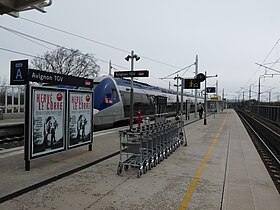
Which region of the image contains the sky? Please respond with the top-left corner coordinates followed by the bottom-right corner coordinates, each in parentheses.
top-left (1, 0), bottom-right (280, 101)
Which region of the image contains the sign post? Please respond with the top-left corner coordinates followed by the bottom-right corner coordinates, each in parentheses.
top-left (114, 67), bottom-right (149, 130)
top-left (25, 83), bottom-right (30, 171)
top-left (203, 73), bottom-right (218, 125)
top-left (204, 72), bottom-right (207, 125)
top-left (10, 59), bottom-right (30, 170)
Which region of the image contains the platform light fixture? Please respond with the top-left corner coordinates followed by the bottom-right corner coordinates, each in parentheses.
top-left (204, 72), bottom-right (218, 125)
top-left (125, 51), bottom-right (140, 130)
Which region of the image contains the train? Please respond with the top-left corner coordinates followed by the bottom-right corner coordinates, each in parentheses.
top-left (93, 76), bottom-right (204, 130)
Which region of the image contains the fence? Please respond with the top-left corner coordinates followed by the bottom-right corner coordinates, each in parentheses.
top-left (250, 105), bottom-right (280, 125)
top-left (0, 85), bottom-right (25, 118)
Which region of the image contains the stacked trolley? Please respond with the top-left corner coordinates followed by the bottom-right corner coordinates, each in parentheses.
top-left (117, 120), bottom-right (185, 178)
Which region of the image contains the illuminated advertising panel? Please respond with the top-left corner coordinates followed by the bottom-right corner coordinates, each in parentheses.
top-left (31, 87), bottom-right (66, 158)
top-left (68, 91), bottom-right (93, 148)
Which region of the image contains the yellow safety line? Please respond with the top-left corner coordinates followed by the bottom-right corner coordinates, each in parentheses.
top-left (178, 112), bottom-right (229, 210)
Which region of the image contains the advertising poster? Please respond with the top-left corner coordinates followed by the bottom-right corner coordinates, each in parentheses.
top-left (68, 91), bottom-right (93, 148)
top-left (31, 87), bottom-right (66, 158)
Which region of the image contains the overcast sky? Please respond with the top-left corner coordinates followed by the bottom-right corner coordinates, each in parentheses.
top-left (1, 0), bottom-right (280, 101)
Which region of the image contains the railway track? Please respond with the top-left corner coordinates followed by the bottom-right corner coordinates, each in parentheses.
top-left (0, 124), bottom-right (24, 149)
top-left (236, 109), bottom-right (280, 193)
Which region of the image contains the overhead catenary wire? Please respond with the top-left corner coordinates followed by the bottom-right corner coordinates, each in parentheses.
top-left (0, 47), bottom-right (114, 75)
top-left (241, 38), bottom-right (280, 88)
top-left (0, 25), bottom-right (125, 72)
top-left (239, 38), bottom-right (280, 97)
top-left (1, 21), bottom-right (197, 89)
top-left (160, 63), bottom-right (195, 79)
top-left (0, 47), bottom-right (39, 58)
top-left (20, 17), bottom-right (182, 69)
top-left (0, 24), bottom-right (186, 87)
top-left (8, 30), bottom-right (54, 51)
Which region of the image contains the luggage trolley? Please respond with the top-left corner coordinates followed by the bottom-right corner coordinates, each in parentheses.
top-left (160, 122), bottom-right (169, 159)
top-left (140, 126), bottom-right (154, 170)
top-left (117, 128), bottom-right (149, 178)
top-left (171, 121), bottom-right (181, 150)
top-left (176, 119), bottom-right (186, 145)
top-left (117, 119), bottom-right (186, 178)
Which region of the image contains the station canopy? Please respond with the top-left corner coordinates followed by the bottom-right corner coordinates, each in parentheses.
top-left (0, 0), bottom-right (52, 17)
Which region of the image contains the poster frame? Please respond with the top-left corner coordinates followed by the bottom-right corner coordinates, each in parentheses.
top-left (67, 89), bottom-right (93, 149)
top-left (30, 86), bottom-right (67, 159)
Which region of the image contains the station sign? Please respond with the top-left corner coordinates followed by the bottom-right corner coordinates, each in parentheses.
top-left (211, 96), bottom-right (219, 100)
top-left (29, 69), bottom-right (93, 88)
top-left (206, 87), bottom-right (216, 93)
top-left (183, 79), bottom-right (200, 89)
top-left (10, 59), bottom-right (28, 85)
top-left (114, 70), bottom-right (149, 78)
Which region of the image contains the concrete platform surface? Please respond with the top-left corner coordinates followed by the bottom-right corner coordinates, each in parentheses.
top-left (0, 109), bottom-right (279, 210)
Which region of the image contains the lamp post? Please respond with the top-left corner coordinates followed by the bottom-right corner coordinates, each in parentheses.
top-left (194, 55), bottom-right (198, 118)
top-left (258, 74), bottom-right (273, 102)
top-left (204, 71), bottom-right (207, 125)
top-left (174, 75), bottom-right (181, 115)
top-left (249, 84), bottom-right (254, 100)
top-left (258, 74), bottom-right (273, 114)
top-left (204, 71), bottom-right (218, 125)
top-left (258, 75), bottom-right (265, 103)
top-left (125, 51), bottom-right (140, 130)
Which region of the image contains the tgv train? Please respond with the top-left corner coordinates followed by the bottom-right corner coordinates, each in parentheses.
top-left (93, 76), bottom-right (204, 131)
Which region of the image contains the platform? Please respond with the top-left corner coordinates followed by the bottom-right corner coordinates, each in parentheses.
top-left (0, 118), bottom-right (24, 127)
top-left (0, 109), bottom-right (279, 209)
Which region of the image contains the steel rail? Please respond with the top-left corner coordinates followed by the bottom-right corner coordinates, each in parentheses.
top-left (238, 111), bottom-right (280, 165)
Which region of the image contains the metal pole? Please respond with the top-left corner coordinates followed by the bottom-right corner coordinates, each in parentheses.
top-left (24, 83), bottom-right (30, 171)
top-left (129, 51), bottom-right (134, 130)
top-left (194, 55), bottom-right (198, 118)
top-left (12, 86), bottom-right (14, 113)
top-left (109, 60), bottom-right (112, 76)
top-left (216, 80), bottom-right (218, 98)
top-left (180, 78), bottom-right (183, 121)
top-left (204, 71), bottom-right (207, 125)
top-left (258, 76), bottom-right (261, 115)
top-left (18, 87), bottom-right (21, 113)
top-left (176, 74), bottom-right (179, 115)
top-left (249, 85), bottom-right (251, 100)
top-left (5, 86), bottom-right (7, 114)
top-left (258, 76), bottom-right (261, 102)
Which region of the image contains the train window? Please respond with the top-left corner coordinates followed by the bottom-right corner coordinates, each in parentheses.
top-left (149, 95), bottom-right (155, 105)
top-left (120, 91), bottom-right (130, 105)
top-left (134, 93), bottom-right (142, 102)
top-left (112, 89), bottom-right (118, 99)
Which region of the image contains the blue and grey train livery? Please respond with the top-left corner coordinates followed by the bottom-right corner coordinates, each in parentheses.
top-left (93, 76), bottom-right (203, 131)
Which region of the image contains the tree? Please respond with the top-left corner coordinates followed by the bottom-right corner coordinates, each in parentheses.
top-left (31, 47), bottom-right (100, 78)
